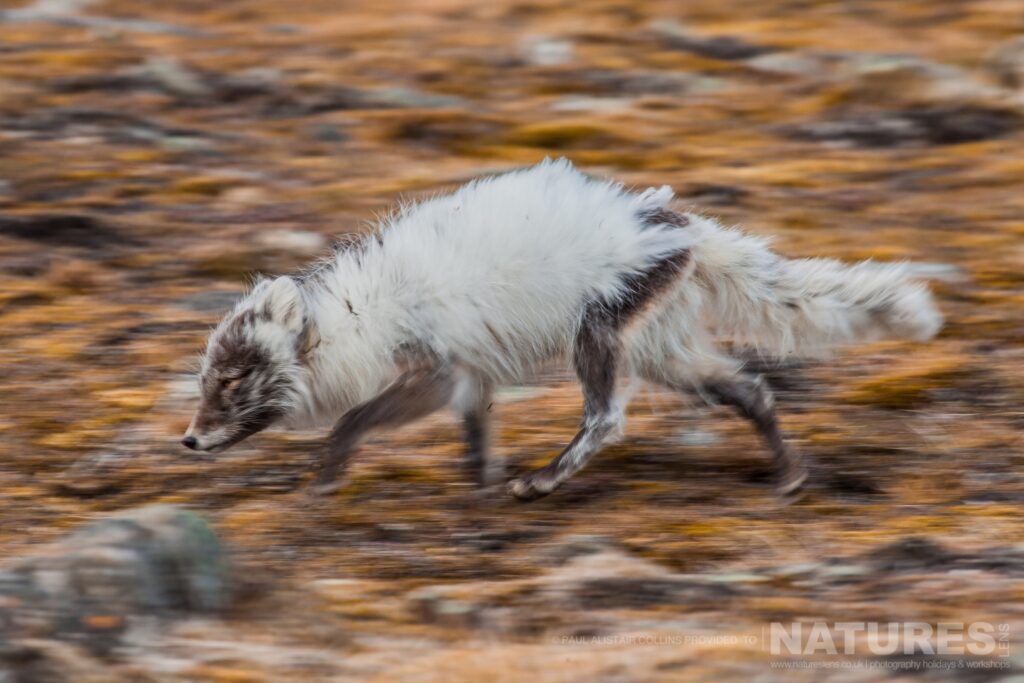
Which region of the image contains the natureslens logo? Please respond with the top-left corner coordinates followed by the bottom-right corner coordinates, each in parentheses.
top-left (767, 622), bottom-right (1010, 657)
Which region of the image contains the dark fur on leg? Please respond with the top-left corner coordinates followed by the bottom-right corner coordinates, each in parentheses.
top-left (508, 247), bottom-right (691, 501)
top-left (704, 374), bottom-right (807, 496)
top-left (309, 366), bottom-right (454, 495)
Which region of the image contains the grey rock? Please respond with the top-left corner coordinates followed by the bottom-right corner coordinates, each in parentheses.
top-left (791, 105), bottom-right (1021, 148)
top-left (551, 96), bottom-right (635, 114)
top-left (828, 53), bottom-right (1004, 105)
top-left (0, 214), bottom-right (134, 251)
top-left (256, 229), bottom-right (328, 255)
top-left (520, 36), bottom-right (575, 67)
top-left (0, 506), bottom-right (231, 654)
top-left (128, 57), bottom-right (211, 97)
top-left (366, 87), bottom-right (465, 110)
top-left (705, 571), bottom-right (769, 584)
top-left (768, 562), bottom-right (823, 578)
top-left (1, 0), bottom-right (208, 37)
top-left (674, 428), bottom-right (720, 448)
top-left (175, 290), bottom-right (241, 313)
top-left (819, 564), bottom-right (871, 578)
top-left (544, 535), bottom-right (618, 564)
top-left (989, 36), bottom-right (1024, 89)
top-left (305, 123), bottom-right (348, 143)
top-left (747, 52), bottom-right (824, 77)
top-left (651, 19), bottom-right (775, 61)
top-left (407, 588), bottom-right (480, 629)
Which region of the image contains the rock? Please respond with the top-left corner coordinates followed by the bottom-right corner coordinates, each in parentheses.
top-left (791, 105), bottom-right (1021, 147)
top-left (256, 229), bottom-right (328, 255)
top-left (0, 214), bottom-right (135, 250)
top-left (564, 69), bottom-right (698, 96)
top-left (0, 506), bottom-right (231, 654)
top-left (52, 60), bottom-right (282, 105)
top-left (819, 564), bottom-right (872, 579)
top-left (542, 545), bottom-right (737, 611)
top-left (218, 186), bottom-right (268, 208)
top-left (128, 57), bottom-right (211, 98)
top-left (680, 183), bottom-right (750, 206)
top-left (705, 572), bottom-right (769, 584)
top-left (304, 123), bottom-right (348, 143)
top-left (213, 67), bottom-right (282, 102)
top-left (0, 1), bottom-right (207, 37)
top-left (572, 576), bottom-right (736, 610)
top-left (834, 53), bottom-right (1003, 105)
top-left (768, 563), bottom-right (823, 578)
top-left (367, 87), bottom-right (465, 110)
top-left (542, 535), bottom-right (618, 564)
top-left (551, 96), bottom-right (635, 114)
top-left (988, 37), bottom-right (1024, 90)
top-left (749, 52), bottom-right (827, 76)
top-left (0, 106), bottom-right (212, 146)
top-left (746, 52), bottom-right (824, 77)
top-left (865, 537), bottom-right (959, 572)
top-left (262, 86), bottom-right (371, 117)
top-left (674, 428), bottom-right (720, 448)
top-left (0, 637), bottom-right (116, 683)
top-left (863, 537), bottom-right (1024, 575)
top-left (174, 290), bottom-right (242, 313)
top-left (651, 20), bottom-right (775, 61)
top-left (519, 36), bottom-right (575, 67)
top-left (407, 588), bottom-right (481, 629)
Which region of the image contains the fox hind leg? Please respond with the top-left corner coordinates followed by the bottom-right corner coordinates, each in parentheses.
top-left (506, 304), bottom-right (627, 501)
top-left (508, 246), bottom-right (692, 501)
top-left (645, 357), bottom-right (807, 497)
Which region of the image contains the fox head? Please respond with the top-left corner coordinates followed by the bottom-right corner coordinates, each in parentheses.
top-left (182, 276), bottom-right (314, 452)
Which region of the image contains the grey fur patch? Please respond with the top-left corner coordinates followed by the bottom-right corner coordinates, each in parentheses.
top-left (638, 207), bottom-right (690, 230)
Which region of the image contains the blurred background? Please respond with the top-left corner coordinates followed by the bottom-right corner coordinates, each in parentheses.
top-left (0, 0), bottom-right (1023, 680)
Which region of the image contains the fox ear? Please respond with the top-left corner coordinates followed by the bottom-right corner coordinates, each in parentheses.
top-left (259, 276), bottom-right (305, 333)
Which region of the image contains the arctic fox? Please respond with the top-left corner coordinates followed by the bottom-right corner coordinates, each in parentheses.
top-left (182, 158), bottom-right (941, 500)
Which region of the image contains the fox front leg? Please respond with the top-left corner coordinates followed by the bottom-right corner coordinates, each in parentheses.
top-left (309, 366), bottom-right (455, 495)
top-left (452, 370), bottom-right (501, 486)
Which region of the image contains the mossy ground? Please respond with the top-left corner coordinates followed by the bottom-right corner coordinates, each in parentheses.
top-left (1, 0), bottom-right (1023, 680)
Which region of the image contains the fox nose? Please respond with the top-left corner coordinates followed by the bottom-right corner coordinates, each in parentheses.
top-left (181, 435), bottom-right (198, 450)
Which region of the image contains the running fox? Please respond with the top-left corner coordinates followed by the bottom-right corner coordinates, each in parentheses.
top-left (182, 159), bottom-right (942, 499)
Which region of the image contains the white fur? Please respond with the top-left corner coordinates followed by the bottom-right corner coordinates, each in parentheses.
top-left (232, 158), bottom-right (941, 428)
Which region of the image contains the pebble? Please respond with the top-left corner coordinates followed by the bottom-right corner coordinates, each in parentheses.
top-left (257, 229), bottom-right (328, 254)
top-left (989, 36), bottom-right (1024, 89)
top-left (820, 564), bottom-right (871, 578)
top-left (520, 36), bottom-right (575, 66)
top-left (675, 428), bottom-right (720, 448)
top-left (747, 52), bottom-right (823, 77)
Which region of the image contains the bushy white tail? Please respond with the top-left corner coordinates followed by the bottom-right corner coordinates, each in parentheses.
top-left (688, 217), bottom-right (943, 359)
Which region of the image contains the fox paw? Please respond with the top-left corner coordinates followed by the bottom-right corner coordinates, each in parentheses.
top-left (306, 477), bottom-right (346, 498)
top-left (776, 463), bottom-right (808, 500)
top-left (507, 471), bottom-right (557, 501)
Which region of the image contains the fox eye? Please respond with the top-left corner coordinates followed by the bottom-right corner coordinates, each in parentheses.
top-left (220, 376), bottom-right (240, 390)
